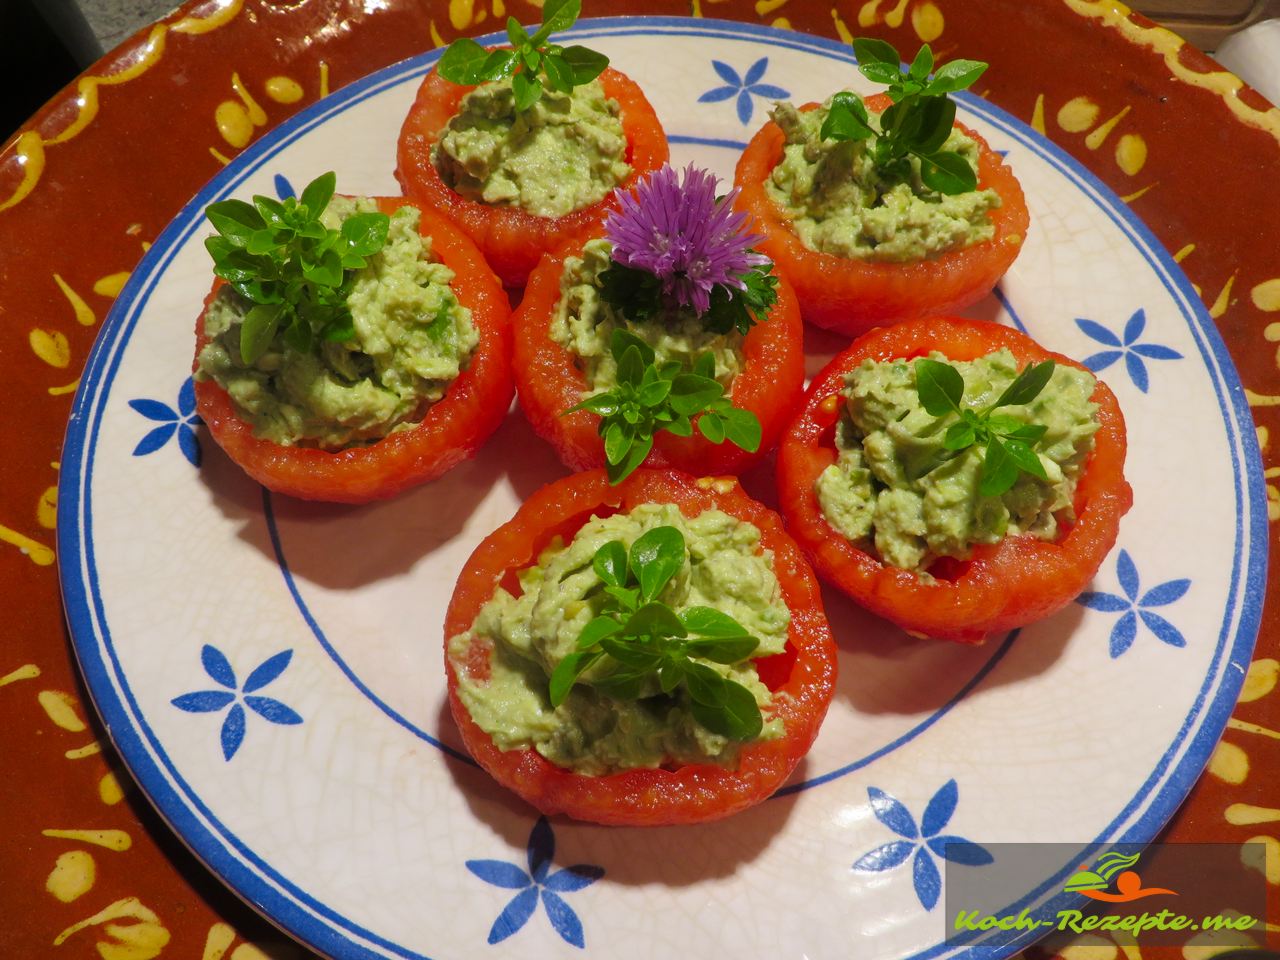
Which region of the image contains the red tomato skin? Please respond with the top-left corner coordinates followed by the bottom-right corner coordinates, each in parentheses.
top-left (192, 198), bottom-right (513, 503)
top-left (734, 96), bottom-right (1030, 336)
top-left (511, 231), bottom-right (806, 476)
top-left (396, 65), bottom-right (669, 288)
top-left (776, 316), bottom-right (1132, 644)
top-left (444, 468), bottom-right (838, 826)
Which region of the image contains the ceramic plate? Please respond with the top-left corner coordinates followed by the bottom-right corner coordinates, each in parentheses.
top-left (58, 17), bottom-right (1266, 960)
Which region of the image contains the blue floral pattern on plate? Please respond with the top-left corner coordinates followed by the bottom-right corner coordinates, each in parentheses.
top-left (1077, 549), bottom-right (1190, 658)
top-left (1076, 309), bottom-right (1182, 393)
top-left (129, 376), bottom-right (202, 467)
top-left (171, 645), bottom-right (302, 760)
top-left (466, 817), bottom-right (604, 948)
top-left (853, 779), bottom-right (993, 910)
top-left (698, 57), bottom-right (789, 125)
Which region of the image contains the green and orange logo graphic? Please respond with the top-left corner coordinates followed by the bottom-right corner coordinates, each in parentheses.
top-left (1064, 852), bottom-right (1178, 902)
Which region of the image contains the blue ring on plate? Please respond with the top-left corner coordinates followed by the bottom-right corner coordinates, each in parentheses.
top-left (57, 16), bottom-right (1268, 960)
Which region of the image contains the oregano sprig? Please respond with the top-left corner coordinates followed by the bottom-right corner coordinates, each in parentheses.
top-left (547, 526), bottom-right (764, 741)
top-left (566, 329), bottom-right (762, 484)
top-left (437, 0), bottom-right (608, 111)
top-left (820, 37), bottom-right (988, 194)
top-left (913, 357), bottom-right (1055, 497)
top-left (203, 171), bottom-right (389, 364)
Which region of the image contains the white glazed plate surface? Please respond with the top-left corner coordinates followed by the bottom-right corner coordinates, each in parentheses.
top-left (58, 17), bottom-right (1267, 960)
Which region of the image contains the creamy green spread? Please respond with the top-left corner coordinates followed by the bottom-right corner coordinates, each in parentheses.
top-left (195, 197), bottom-right (478, 449)
top-left (766, 99), bottom-right (1002, 262)
top-left (551, 238), bottom-right (745, 393)
top-left (448, 504), bottom-right (790, 775)
top-left (816, 349), bottom-right (1099, 572)
top-left (432, 78), bottom-right (630, 219)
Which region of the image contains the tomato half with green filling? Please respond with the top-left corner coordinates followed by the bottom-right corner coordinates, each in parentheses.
top-left (396, 65), bottom-right (669, 288)
top-left (444, 468), bottom-right (838, 826)
top-left (776, 316), bottom-right (1131, 644)
top-left (734, 95), bottom-right (1029, 336)
top-left (512, 231), bottom-right (806, 476)
top-left (192, 197), bottom-right (513, 503)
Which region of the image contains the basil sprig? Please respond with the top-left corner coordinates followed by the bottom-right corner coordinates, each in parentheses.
top-left (914, 357), bottom-right (1055, 497)
top-left (566, 329), bottom-right (762, 484)
top-left (598, 259), bottom-right (780, 336)
top-left (547, 526), bottom-right (764, 741)
top-left (203, 172), bottom-right (389, 364)
top-left (820, 38), bottom-right (987, 195)
top-left (437, 0), bottom-right (609, 111)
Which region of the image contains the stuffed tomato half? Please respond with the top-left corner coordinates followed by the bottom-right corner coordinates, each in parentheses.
top-left (396, 60), bottom-right (668, 288)
top-left (193, 186), bottom-right (512, 503)
top-left (777, 316), bottom-right (1131, 644)
top-left (734, 91), bottom-right (1028, 336)
top-left (513, 164), bottom-right (805, 482)
top-left (444, 468), bottom-right (837, 826)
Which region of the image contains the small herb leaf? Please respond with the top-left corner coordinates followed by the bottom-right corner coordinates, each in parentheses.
top-left (915, 358), bottom-right (965, 416)
top-left (624, 602), bottom-right (687, 639)
top-left (919, 149), bottom-right (977, 194)
top-left (549, 651), bottom-right (600, 707)
top-left (576, 616), bottom-right (622, 650)
top-left (438, 37), bottom-right (492, 84)
top-left (927, 58), bottom-right (988, 94)
top-left (629, 526), bottom-right (685, 603)
top-left (979, 436), bottom-right (1020, 497)
top-left (853, 36), bottom-right (901, 68)
top-left (1002, 438), bottom-right (1048, 481)
top-left (593, 541), bottom-right (628, 587)
top-left (560, 45), bottom-right (609, 84)
top-left (679, 605), bottom-right (749, 638)
top-left (686, 636), bottom-right (759, 664)
top-left (992, 359), bottom-right (1055, 409)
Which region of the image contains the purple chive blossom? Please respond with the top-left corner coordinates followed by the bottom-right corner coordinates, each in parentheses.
top-left (604, 163), bottom-right (767, 315)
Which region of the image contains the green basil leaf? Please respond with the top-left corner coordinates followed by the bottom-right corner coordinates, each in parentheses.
top-left (1002, 422), bottom-right (1048, 444)
top-left (592, 541), bottom-right (628, 588)
top-left (721, 407), bottom-right (761, 453)
top-left (624, 602), bottom-right (686, 639)
top-left (918, 149), bottom-right (977, 194)
top-left (568, 391), bottom-right (619, 416)
top-left (548, 650), bottom-right (599, 707)
top-left (559, 45), bottom-right (609, 84)
top-left (697, 412), bottom-right (726, 444)
top-left (978, 435), bottom-right (1019, 497)
top-left (438, 37), bottom-right (493, 84)
top-left (244, 228), bottom-right (280, 257)
top-left (912, 95), bottom-right (956, 155)
top-left (692, 351), bottom-right (716, 380)
top-left (303, 247), bottom-right (344, 287)
top-left (942, 420), bottom-right (977, 451)
top-left (299, 171), bottom-right (335, 218)
top-left (253, 194), bottom-right (289, 228)
top-left (482, 48), bottom-right (519, 79)
top-left (699, 677), bottom-right (764, 740)
top-left (909, 43), bottom-right (934, 80)
top-left (636, 378), bottom-right (672, 408)
top-left (680, 605), bottom-right (751, 638)
top-left (520, 46), bottom-right (542, 73)
top-left (658, 660), bottom-right (684, 694)
top-left (604, 585), bottom-right (639, 611)
top-left (820, 90), bottom-right (875, 142)
top-left (685, 635), bottom-right (759, 664)
top-left (665, 415), bottom-right (693, 438)
top-left (682, 660), bottom-right (724, 706)
top-left (926, 58), bottom-right (988, 94)
top-left (340, 212), bottom-right (390, 258)
top-left (512, 68), bottom-right (542, 110)
top-left (1003, 438), bottom-right (1049, 481)
top-left (282, 312), bottom-right (312, 353)
top-left (322, 309), bottom-right (354, 342)
top-left (542, 51), bottom-right (573, 93)
top-left (205, 199), bottom-right (263, 243)
top-left (853, 36), bottom-right (901, 68)
top-left (993, 359), bottom-right (1055, 408)
top-left (984, 414), bottom-right (1025, 437)
top-left (599, 637), bottom-right (662, 670)
top-left (914, 358), bottom-right (965, 415)
top-left (591, 667), bottom-right (649, 701)
top-left (576, 616), bottom-right (623, 650)
top-left (669, 374), bottom-right (723, 415)
top-left (617, 343), bottom-right (650, 387)
top-left (506, 15), bottom-right (530, 48)
top-left (603, 420), bottom-right (630, 464)
top-left (606, 431), bottom-right (651, 484)
top-left (629, 526), bottom-right (685, 603)
top-left (531, 0), bottom-right (579, 46)
top-left (610, 328), bottom-right (655, 369)
top-left (239, 302), bottom-right (283, 363)
top-left (858, 59), bottom-right (903, 85)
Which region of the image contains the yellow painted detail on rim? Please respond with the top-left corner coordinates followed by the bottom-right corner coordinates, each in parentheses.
top-left (202, 923), bottom-right (237, 960)
top-left (265, 76), bottom-right (304, 104)
top-left (1173, 243), bottom-right (1195, 262)
top-left (911, 1), bottom-right (943, 41)
top-left (1057, 96), bottom-right (1100, 132)
top-left (93, 272), bottom-right (131, 298)
top-left (493, 0), bottom-right (505, 16)
top-left (1226, 803), bottom-right (1280, 826)
top-left (1, 664), bottom-right (41, 687)
top-left (0, 132), bottom-right (46, 212)
top-left (46, 26), bottom-right (169, 146)
top-left (1207, 739), bottom-right (1248, 784)
top-left (0, 522), bottom-right (55, 565)
top-left (1227, 716), bottom-right (1280, 741)
top-left (38, 486), bottom-right (57, 529)
top-left (1241, 835), bottom-right (1280, 884)
top-left (1059, 935), bottom-right (1120, 960)
top-left (38, 690), bottom-right (86, 732)
top-left (172, 0), bottom-right (245, 35)
top-left (772, 16), bottom-right (791, 27)
top-left (209, 147), bottom-right (232, 165)
top-left (1246, 389), bottom-right (1280, 407)
top-left (834, 7), bottom-right (855, 43)
top-left (66, 741), bottom-right (103, 759)
top-left (756, 0), bottom-right (788, 14)
top-left (319, 61), bottom-right (330, 98)
top-left (49, 377), bottom-right (80, 397)
top-left (1084, 105), bottom-right (1130, 149)
top-left (1253, 279), bottom-right (1280, 312)
top-left (1063, 0), bottom-right (1280, 143)
top-left (29, 328), bottom-right (71, 368)
top-left (1115, 132), bottom-right (1147, 175)
top-left (216, 101), bottom-right (255, 149)
top-left (54, 274), bottom-right (96, 326)
top-left (1030, 94), bottom-right (1046, 135)
top-left (99, 772), bottom-right (125, 805)
top-left (1240, 657), bottom-right (1278, 702)
top-left (46, 850), bottom-right (96, 903)
top-left (53, 897), bottom-right (170, 959)
top-left (43, 829), bottom-right (133, 851)
top-left (1119, 183), bottom-right (1156, 203)
top-left (1258, 426), bottom-right (1270, 452)
top-left (1209, 272), bottom-right (1237, 319)
top-left (450, 0), bottom-right (475, 30)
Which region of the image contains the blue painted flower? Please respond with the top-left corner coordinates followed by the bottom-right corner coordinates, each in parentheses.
top-left (1077, 549), bottom-right (1189, 658)
top-left (171, 645), bottom-right (302, 760)
top-left (274, 173), bottom-right (296, 200)
top-left (853, 779), bottom-right (992, 911)
top-left (1076, 309), bottom-right (1182, 393)
top-left (466, 817), bottom-right (604, 948)
top-left (129, 377), bottom-right (202, 466)
top-left (697, 57), bottom-right (790, 125)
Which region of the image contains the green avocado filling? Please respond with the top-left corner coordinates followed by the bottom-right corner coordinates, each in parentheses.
top-left (432, 77), bottom-right (631, 220)
top-left (195, 197), bottom-right (478, 449)
top-left (448, 504), bottom-right (789, 775)
top-left (816, 349), bottom-right (1099, 573)
top-left (766, 99), bottom-right (1002, 262)
top-left (551, 238), bottom-right (746, 393)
